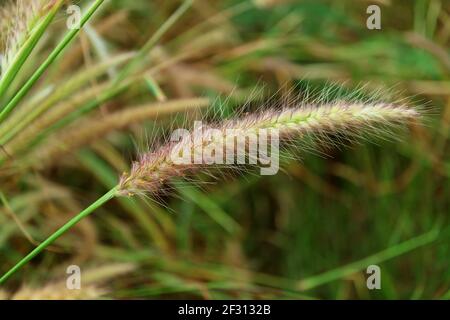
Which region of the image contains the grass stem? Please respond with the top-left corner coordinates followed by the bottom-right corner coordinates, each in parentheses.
top-left (0, 186), bottom-right (118, 285)
top-left (0, 0), bottom-right (63, 101)
top-left (0, 0), bottom-right (105, 125)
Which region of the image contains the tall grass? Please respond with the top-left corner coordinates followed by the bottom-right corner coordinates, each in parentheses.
top-left (0, 0), bottom-right (105, 123)
top-left (0, 97), bottom-right (420, 284)
top-left (0, 0), bottom-right (447, 299)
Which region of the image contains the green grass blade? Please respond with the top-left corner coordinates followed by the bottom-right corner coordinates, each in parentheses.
top-left (0, 53), bottom-right (134, 144)
top-left (0, 186), bottom-right (117, 285)
top-left (0, 0), bottom-right (105, 125)
top-left (0, 1), bottom-right (63, 101)
top-left (77, 149), bottom-right (170, 252)
top-left (296, 226), bottom-right (441, 291)
top-left (177, 183), bottom-right (241, 234)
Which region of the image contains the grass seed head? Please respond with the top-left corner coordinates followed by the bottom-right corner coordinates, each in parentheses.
top-left (118, 92), bottom-right (420, 197)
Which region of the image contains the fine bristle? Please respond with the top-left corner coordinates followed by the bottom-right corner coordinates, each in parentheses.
top-left (117, 97), bottom-right (420, 197)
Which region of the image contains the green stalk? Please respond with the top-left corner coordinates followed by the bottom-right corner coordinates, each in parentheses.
top-left (0, 1), bottom-right (64, 102)
top-left (0, 53), bottom-right (134, 144)
top-left (0, 186), bottom-right (118, 285)
top-left (0, 0), bottom-right (105, 125)
top-left (296, 226), bottom-right (440, 290)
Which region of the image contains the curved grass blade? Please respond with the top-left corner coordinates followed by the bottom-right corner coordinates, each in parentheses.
top-left (0, 0), bottom-right (64, 101)
top-left (0, 186), bottom-right (118, 285)
top-left (0, 0), bottom-right (105, 125)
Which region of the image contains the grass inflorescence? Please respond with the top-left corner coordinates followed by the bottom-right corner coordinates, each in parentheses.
top-left (0, 0), bottom-right (447, 300)
top-left (0, 88), bottom-right (422, 284)
top-left (118, 99), bottom-right (420, 196)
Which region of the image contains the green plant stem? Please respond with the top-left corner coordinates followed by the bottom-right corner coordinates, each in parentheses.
top-left (0, 186), bottom-right (118, 285)
top-left (0, 0), bottom-right (105, 125)
top-left (296, 226), bottom-right (440, 290)
top-left (0, 1), bottom-right (63, 101)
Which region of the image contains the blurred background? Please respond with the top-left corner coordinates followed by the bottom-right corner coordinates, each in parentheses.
top-left (0, 0), bottom-right (449, 299)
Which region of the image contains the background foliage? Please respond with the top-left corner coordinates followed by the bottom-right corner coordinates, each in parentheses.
top-left (0, 0), bottom-right (449, 299)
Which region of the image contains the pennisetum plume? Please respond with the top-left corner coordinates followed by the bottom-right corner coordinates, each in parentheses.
top-left (0, 95), bottom-right (421, 284)
top-left (118, 100), bottom-right (419, 196)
